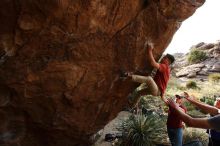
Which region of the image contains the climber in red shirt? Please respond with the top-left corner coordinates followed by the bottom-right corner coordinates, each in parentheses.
top-left (122, 41), bottom-right (175, 105)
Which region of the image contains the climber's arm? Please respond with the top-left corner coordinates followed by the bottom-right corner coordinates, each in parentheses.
top-left (146, 42), bottom-right (160, 69)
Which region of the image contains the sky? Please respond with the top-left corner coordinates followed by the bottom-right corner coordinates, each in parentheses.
top-left (165, 0), bottom-right (220, 54)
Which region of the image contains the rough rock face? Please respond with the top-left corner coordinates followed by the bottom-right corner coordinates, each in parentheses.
top-left (0, 0), bottom-right (204, 145)
top-left (175, 41), bottom-right (220, 80)
top-left (176, 63), bottom-right (205, 77)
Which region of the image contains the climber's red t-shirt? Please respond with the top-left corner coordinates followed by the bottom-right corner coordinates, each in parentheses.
top-left (153, 63), bottom-right (170, 96)
top-left (167, 105), bottom-right (187, 128)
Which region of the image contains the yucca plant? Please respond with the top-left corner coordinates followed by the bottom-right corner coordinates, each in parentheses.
top-left (117, 113), bottom-right (167, 146)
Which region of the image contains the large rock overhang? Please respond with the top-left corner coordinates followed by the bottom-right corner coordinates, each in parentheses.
top-left (0, 0), bottom-right (205, 145)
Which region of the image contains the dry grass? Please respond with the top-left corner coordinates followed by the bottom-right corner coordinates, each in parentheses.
top-left (183, 128), bottom-right (208, 146)
top-left (166, 77), bottom-right (220, 99)
top-left (209, 73), bottom-right (220, 82)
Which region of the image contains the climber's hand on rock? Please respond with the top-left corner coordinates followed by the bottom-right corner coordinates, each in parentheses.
top-left (148, 42), bottom-right (154, 49)
top-left (144, 40), bottom-right (154, 50)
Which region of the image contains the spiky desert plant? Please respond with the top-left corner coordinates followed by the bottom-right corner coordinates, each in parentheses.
top-left (117, 113), bottom-right (167, 146)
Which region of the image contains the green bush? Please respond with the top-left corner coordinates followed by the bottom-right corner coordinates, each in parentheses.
top-left (186, 81), bottom-right (198, 89)
top-left (200, 96), bottom-right (215, 106)
top-left (200, 96), bottom-right (206, 102)
top-left (118, 114), bottom-right (167, 146)
top-left (209, 73), bottom-right (220, 82)
top-left (205, 98), bottom-right (215, 106)
top-left (140, 95), bottom-right (164, 110)
top-left (187, 49), bottom-right (207, 64)
top-left (183, 102), bottom-right (196, 111)
top-left (206, 98), bottom-right (215, 106)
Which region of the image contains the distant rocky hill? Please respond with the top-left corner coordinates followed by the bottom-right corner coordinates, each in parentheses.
top-left (172, 41), bottom-right (220, 80)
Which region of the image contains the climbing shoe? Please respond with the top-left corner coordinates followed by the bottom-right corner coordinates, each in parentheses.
top-left (119, 70), bottom-right (128, 79)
